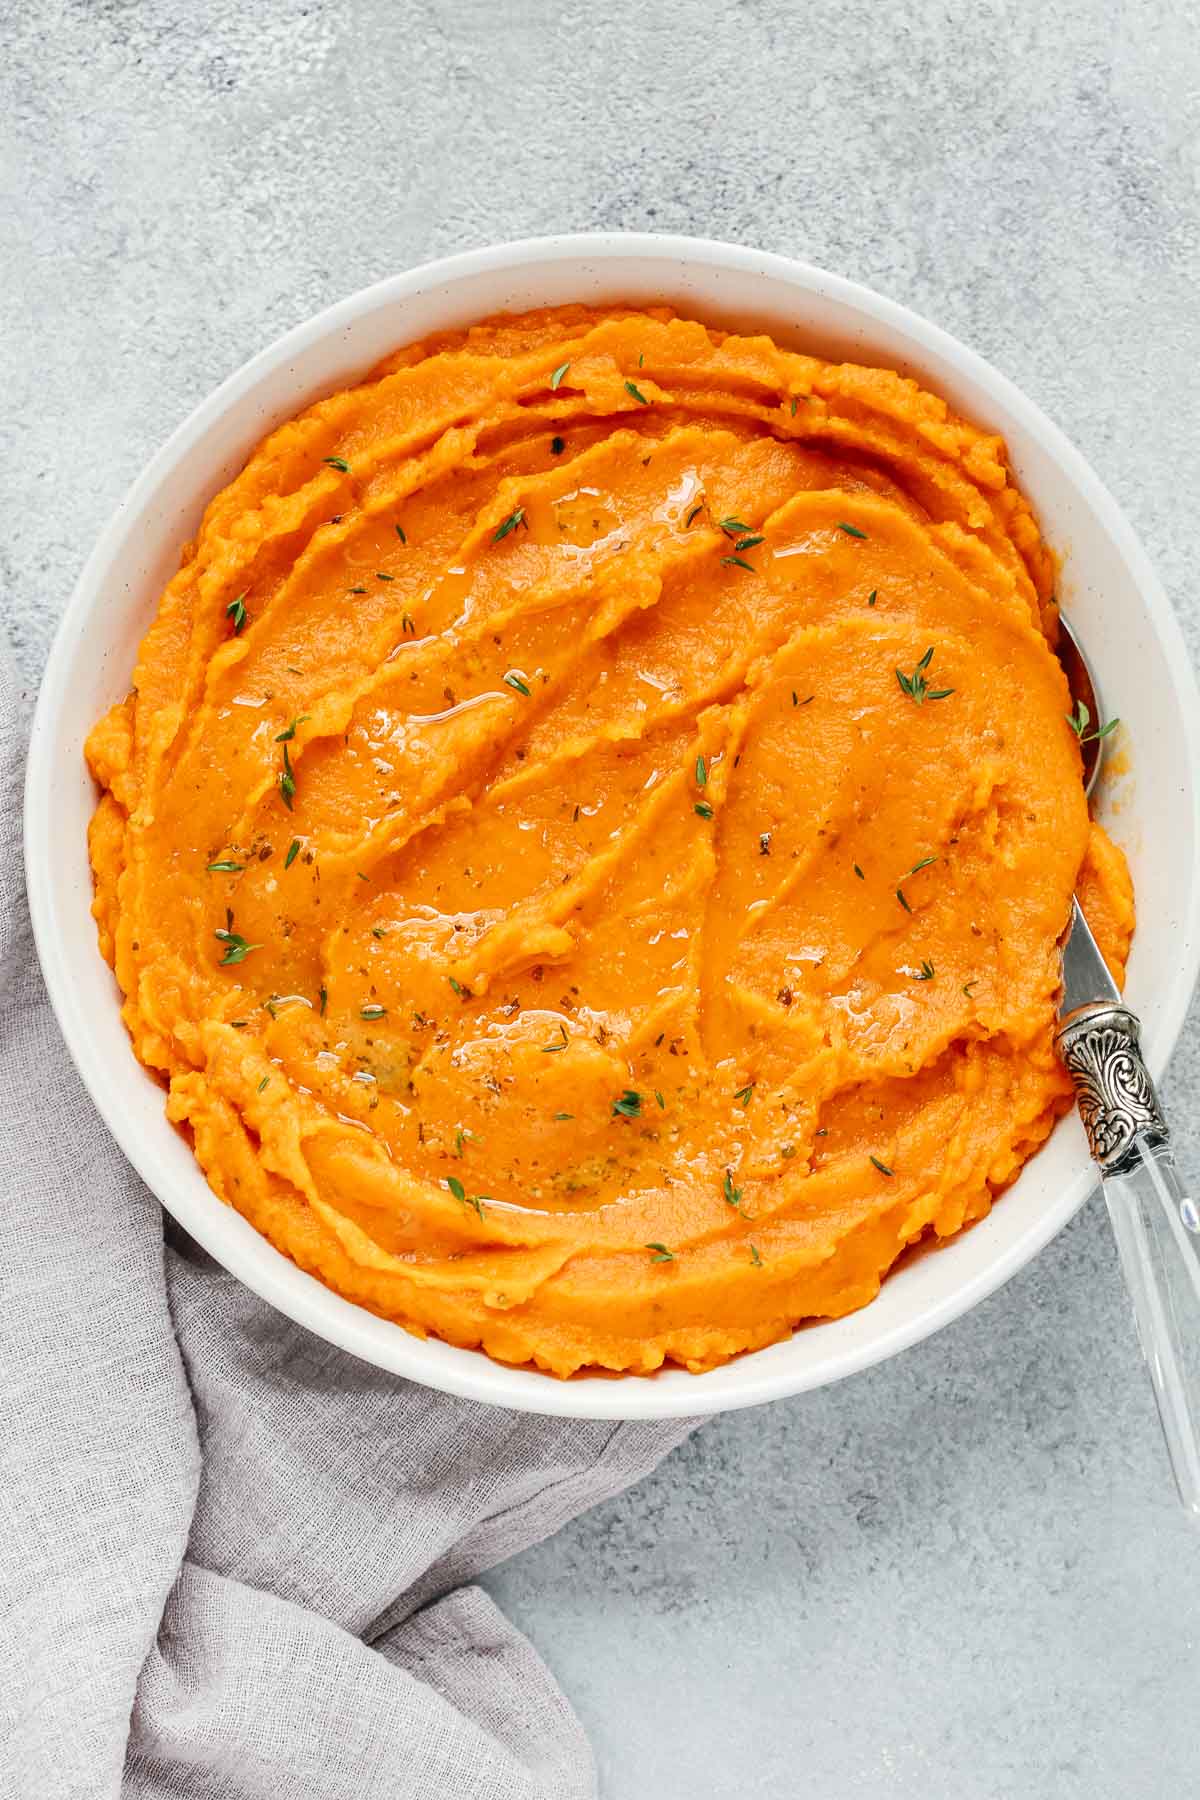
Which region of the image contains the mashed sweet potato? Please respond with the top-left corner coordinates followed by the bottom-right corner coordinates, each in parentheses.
top-left (86, 304), bottom-right (1133, 1377)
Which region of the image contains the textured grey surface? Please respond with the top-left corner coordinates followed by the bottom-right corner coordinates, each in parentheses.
top-left (5, 2), bottom-right (1200, 1795)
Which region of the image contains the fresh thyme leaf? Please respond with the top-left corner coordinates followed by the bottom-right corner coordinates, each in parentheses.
top-left (695, 754), bottom-right (708, 788)
top-left (734, 1083), bottom-right (754, 1108)
top-left (646, 1242), bottom-right (674, 1262)
top-left (493, 507), bottom-right (526, 543)
top-left (723, 1169), bottom-right (747, 1215)
top-left (401, 613), bottom-right (416, 635)
top-left (611, 1089), bottom-right (643, 1119)
top-left (225, 593), bottom-right (248, 634)
top-left (869, 1155), bottom-right (893, 1177)
top-left (962, 980), bottom-right (977, 998)
top-left (447, 1175), bottom-right (467, 1203)
top-left (624, 379), bottom-right (650, 405)
top-left (214, 927), bottom-right (259, 966)
top-left (790, 396), bottom-right (800, 416)
top-left (655, 1090), bottom-right (665, 1109)
top-left (896, 647), bottom-right (953, 705)
top-left (1066, 698), bottom-right (1119, 743)
top-left (317, 985), bottom-right (327, 1016)
top-left (853, 863), bottom-right (865, 879)
top-left (322, 456), bottom-right (350, 473)
top-left (554, 1111), bottom-right (574, 1121)
top-left (838, 522), bottom-right (867, 539)
top-left (360, 1003), bottom-right (386, 1020)
top-left (550, 361), bottom-right (570, 389)
top-left (206, 859), bottom-right (243, 873)
top-left (348, 586), bottom-right (367, 595)
top-left (718, 517), bottom-right (751, 536)
top-left (734, 534), bottom-right (765, 552)
top-left (867, 589), bottom-right (877, 606)
top-left (914, 959), bottom-right (935, 981)
top-left (279, 743), bottom-right (296, 810)
top-left (896, 886), bottom-right (912, 913)
top-left (448, 976), bottom-right (464, 997)
top-left (395, 523), bottom-right (407, 543)
top-left (284, 839), bottom-right (301, 870)
top-left (257, 1075), bottom-right (271, 1094)
top-left (684, 502), bottom-right (705, 527)
top-left (376, 571), bottom-right (395, 582)
top-left (750, 1243), bottom-right (763, 1266)
top-left (504, 672), bottom-right (531, 696)
top-left (720, 555), bottom-right (756, 572)
top-left (541, 1024), bottom-right (569, 1053)
top-left (638, 352), bottom-right (644, 367)
top-left (372, 925), bottom-right (387, 939)
top-left (694, 800), bottom-right (714, 819)
top-left (356, 871), bottom-right (370, 882)
top-left (550, 436), bottom-right (565, 455)
top-left (275, 715), bottom-right (310, 743)
top-left (909, 856), bottom-right (938, 874)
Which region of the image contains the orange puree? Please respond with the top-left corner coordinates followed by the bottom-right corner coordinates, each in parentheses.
top-left (85, 304), bottom-right (1134, 1377)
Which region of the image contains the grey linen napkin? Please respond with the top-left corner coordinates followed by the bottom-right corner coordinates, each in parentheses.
top-left (0, 645), bottom-right (696, 1800)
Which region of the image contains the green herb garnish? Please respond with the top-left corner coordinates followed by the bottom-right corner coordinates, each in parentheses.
top-left (750, 1244), bottom-right (763, 1266)
top-left (275, 716), bottom-right (310, 743)
top-left (869, 1155), bottom-right (893, 1177)
top-left (734, 534), bottom-right (765, 552)
top-left (447, 1175), bottom-right (485, 1220)
top-left (896, 886), bottom-right (912, 913)
top-left (734, 1084), bottom-right (754, 1108)
top-left (838, 522), bottom-right (867, 539)
top-left (318, 985), bottom-right (327, 1015)
top-left (448, 976), bottom-right (464, 997)
top-left (225, 593), bottom-right (248, 634)
top-left (1066, 699), bottom-right (1119, 745)
top-left (720, 555), bottom-right (756, 573)
top-left (214, 927), bottom-right (259, 966)
top-left (360, 1003), bottom-right (386, 1020)
top-left (694, 800), bottom-right (714, 819)
top-left (867, 589), bottom-right (877, 607)
top-left (395, 523), bottom-right (407, 543)
top-left (206, 859), bottom-right (243, 873)
top-left (908, 856), bottom-right (938, 874)
top-left (279, 743), bottom-right (296, 810)
top-left (624, 379), bottom-right (650, 405)
top-left (257, 1075), bottom-right (271, 1094)
top-left (695, 754), bottom-right (708, 788)
top-left (853, 863), bottom-right (865, 879)
top-left (550, 436), bottom-right (565, 456)
top-left (541, 1024), bottom-right (569, 1053)
top-left (684, 502), bottom-right (705, 527)
top-left (504, 672), bottom-right (532, 697)
top-left (323, 456), bottom-right (350, 473)
top-left (493, 507), bottom-right (526, 543)
top-left (284, 839), bottom-right (301, 870)
top-left (914, 959), bottom-right (935, 981)
top-left (646, 1242), bottom-right (674, 1262)
top-left (718, 517), bottom-right (750, 536)
top-left (550, 361), bottom-right (570, 389)
top-left (655, 1090), bottom-right (665, 1109)
top-left (612, 1090), bottom-right (643, 1119)
top-left (723, 1169), bottom-right (747, 1216)
top-left (896, 647), bottom-right (954, 705)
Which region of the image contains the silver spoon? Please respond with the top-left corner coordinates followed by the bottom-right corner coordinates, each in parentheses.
top-left (1057, 617), bottom-right (1200, 1515)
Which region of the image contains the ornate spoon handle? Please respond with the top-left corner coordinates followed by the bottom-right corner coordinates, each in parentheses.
top-left (1056, 1004), bottom-right (1200, 1516)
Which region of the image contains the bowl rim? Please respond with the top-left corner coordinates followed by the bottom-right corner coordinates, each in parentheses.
top-left (25, 230), bottom-right (1200, 1419)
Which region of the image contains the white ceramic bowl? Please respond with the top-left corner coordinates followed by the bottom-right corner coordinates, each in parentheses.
top-left (26, 234), bottom-right (1200, 1419)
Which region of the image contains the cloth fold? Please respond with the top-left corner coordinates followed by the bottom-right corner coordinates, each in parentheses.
top-left (0, 643), bottom-right (695, 1800)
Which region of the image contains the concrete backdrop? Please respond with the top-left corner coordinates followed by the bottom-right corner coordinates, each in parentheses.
top-left (6, 2), bottom-right (1199, 1794)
